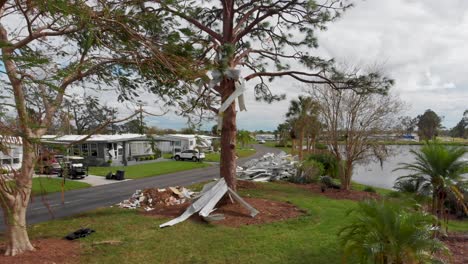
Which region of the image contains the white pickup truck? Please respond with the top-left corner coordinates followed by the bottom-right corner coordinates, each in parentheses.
top-left (173, 150), bottom-right (205, 162)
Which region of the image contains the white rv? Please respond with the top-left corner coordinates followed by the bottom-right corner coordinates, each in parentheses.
top-left (0, 136), bottom-right (23, 171)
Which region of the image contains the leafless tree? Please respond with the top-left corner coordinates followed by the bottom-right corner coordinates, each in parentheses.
top-left (307, 84), bottom-right (403, 190)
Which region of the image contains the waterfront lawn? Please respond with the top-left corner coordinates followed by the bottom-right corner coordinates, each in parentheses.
top-left (32, 177), bottom-right (91, 196)
top-left (26, 181), bottom-right (467, 264)
top-left (89, 161), bottom-right (211, 179)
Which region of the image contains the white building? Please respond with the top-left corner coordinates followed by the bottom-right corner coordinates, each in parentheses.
top-left (255, 134), bottom-right (276, 141)
top-left (153, 134), bottom-right (216, 154)
top-left (42, 134), bottom-right (155, 166)
top-left (0, 137), bottom-right (23, 171)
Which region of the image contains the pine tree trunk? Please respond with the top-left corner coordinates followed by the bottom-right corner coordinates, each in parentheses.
top-left (291, 139), bottom-right (295, 155)
top-left (220, 79), bottom-right (237, 191)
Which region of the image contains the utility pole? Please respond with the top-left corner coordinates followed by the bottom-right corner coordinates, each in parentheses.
top-left (139, 104), bottom-right (144, 134)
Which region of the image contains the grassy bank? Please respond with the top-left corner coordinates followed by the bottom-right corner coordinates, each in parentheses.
top-left (89, 161), bottom-right (211, 179)
top-left (32, 177), bottom-right (91, 196)
top-left (25, 181), bottom-right (467, 263)
top-left (204, 148), bottom-right (257, 162)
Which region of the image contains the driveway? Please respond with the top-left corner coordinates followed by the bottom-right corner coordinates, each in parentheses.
top-left (0, 144), bottom-right (280, 230)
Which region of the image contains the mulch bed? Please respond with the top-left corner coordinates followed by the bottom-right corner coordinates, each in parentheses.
top-left (441, 233), bottom-right (468, 264)
top-left (0, 239), bottom-right (79, 264)
top-left (142, 180), bottom-right (304, 227)
top-left (143, 198), bottom-right (304, 228)
top-left (294, 183), bottom-right (380, 201)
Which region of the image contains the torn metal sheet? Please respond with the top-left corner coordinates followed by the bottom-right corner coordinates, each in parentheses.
top-left (203, 213), bottom-right (225, 222)
top-left (238, 152), bottom-right (299, 182)
top-left (159, 178), bottom-right (259, 228)
top-left (227, 187), bottom-right (259, 217)
top-left (160, 179), bottom-right (228, 228)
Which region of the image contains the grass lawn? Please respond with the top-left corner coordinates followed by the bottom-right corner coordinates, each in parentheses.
top-left (89, 161), bottom-right (211, 179)
top-left (32, 177), bottom-right (91, 196)
top-left (162, 153), bottom-right (173, 159)
top-left (25, 181), bottom-right (467, 264)
top-left (204, 148), bottom-right (257, 162)
top-left (264, 141), bottom-right (292, 154)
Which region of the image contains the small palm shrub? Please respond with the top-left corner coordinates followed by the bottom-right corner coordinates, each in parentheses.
top-left (394, 141), bottom-right (468, 225)
top-left (339, 200), bottom-right (449, 264)
top-left (289, 160), bottom-right (324, 184)
top-left (319, 175), bottom-right (341, 190)
top-left (363, 186), bottom-right (376, 193)
top-left (307, 153), bottom-right (339, 178)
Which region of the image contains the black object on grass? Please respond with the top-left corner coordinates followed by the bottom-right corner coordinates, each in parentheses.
top-left (65, 228), bottom-right (95, 240)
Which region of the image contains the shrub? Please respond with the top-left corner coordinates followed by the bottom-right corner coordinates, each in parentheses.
top-left (289, 160), bottom-right (324, 184)
top-left (339, 200), bottom-right (449, 264)
top-left (362, 186), bottom-right (376, 193)
top-left (315, 142), bottom-right (327, 150)
top-left (307, 153), bottom-right (339, 178)
top-left (212, 140), bottom-right (220, 152)
top-left (319, 175), bottom-right (341, 189)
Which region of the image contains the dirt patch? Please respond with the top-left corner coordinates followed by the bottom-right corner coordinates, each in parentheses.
top-left (297, 183), bottom-right (380, 201)
top-left (441, 233), bottom-right (468, 264)
top-left (0, 238), bottom-right (79, 264)
top-left (237, 180), bottom-right (262, 190)
top-left (143, 197), bottom-right (304, 227)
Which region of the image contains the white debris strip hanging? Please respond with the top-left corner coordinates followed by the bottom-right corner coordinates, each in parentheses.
top-left (203, 68), bottom-right (247, 130)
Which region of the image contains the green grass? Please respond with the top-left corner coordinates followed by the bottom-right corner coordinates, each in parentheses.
top-left (24, 181), bottom-right (467, 264)
top-left (31, 177), bottom-right (91, 196)
top-left (204, 148), bottom-right (256, 162)
top-left (264, 141), bottom-right (292, 154)
top-left (162, 153), bottom-right (173, 159)
top-left (351, 182), bottom-right (393, 196)
top-left (89, 161), bottom-right (211, 179)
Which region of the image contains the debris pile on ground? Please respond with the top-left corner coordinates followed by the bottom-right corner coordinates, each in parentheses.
top-left (117, 186), bottom-right (195, 211)
top-left (160, 178), bottom-right (259, 228)
top-left (237, 152), bottom-right (298, 182)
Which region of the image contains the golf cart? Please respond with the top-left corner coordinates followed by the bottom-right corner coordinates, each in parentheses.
top-left (58, 156), bottom-right (88, 179)
top-left (37, 154), bottom-right (63, 175)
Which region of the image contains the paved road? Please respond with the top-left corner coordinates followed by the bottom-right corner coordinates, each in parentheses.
top-left (0, 144), bottom-right (279, 230)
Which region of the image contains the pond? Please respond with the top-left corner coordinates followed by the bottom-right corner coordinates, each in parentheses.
top-left (352, 145), bottom-right (468, 189)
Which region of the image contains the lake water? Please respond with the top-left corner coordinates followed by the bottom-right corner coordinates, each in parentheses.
top-left (352, 145), bottom-right (468, 189)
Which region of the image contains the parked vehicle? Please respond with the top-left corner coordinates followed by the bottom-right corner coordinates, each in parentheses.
top-left (258, 140), bottom-right (266, 144)
top-left (173, 150), bottom-right (205, 162)
top-left (58, 156), bottom-right (88, 179)
top-left (37, 155), bottom-right (63, 174)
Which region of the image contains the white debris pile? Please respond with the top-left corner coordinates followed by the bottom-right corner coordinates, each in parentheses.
top-left (118, 186), bottom-right (196, 211)
top-left (237, 152), bottom-right (298, 182)
top-left (160, 178), bottom-right (258, 228)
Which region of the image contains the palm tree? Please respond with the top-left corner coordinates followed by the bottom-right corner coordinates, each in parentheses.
top-left (236, 130), bottom-right (253, 148)
top-left (339, 200), bottom-right (449, 264)
top-left (394, 141), bottom-right (468, 228)
top-left (286, 96), bottom-right (319, 159)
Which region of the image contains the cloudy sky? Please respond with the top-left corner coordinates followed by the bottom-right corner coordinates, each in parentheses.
top-left (140, 0), bottom-right (468, 131)
top-left (2, 0), bottom-right (467, 131)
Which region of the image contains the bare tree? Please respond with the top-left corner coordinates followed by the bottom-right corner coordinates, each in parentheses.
top-left (308, 85), bottom-right (403, 190)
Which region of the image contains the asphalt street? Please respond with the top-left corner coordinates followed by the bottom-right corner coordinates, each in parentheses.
top-left (0, 144), bottom-right (279, 231)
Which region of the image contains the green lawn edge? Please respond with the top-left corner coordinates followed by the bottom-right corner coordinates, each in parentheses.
top-left (25, 181), bottom-right (467, 264)
top-left (89, 161), bottom-right (211, 179)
